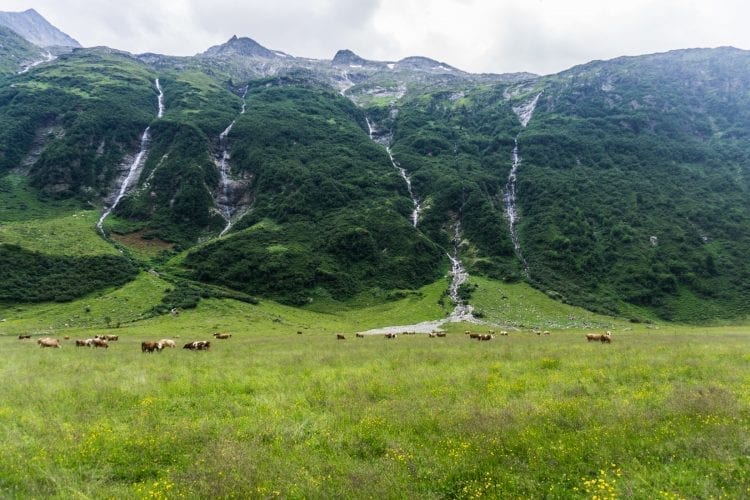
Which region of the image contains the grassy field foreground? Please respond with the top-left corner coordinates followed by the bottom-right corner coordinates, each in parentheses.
top-left (1, 320), bottom-right (748, 498)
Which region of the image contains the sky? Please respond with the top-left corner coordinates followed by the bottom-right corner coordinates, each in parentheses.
top-left (3, 0), bottom-right (750, 75)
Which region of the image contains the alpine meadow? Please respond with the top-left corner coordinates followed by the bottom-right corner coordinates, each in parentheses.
top-left (0, 7), bottom-right (748, 499)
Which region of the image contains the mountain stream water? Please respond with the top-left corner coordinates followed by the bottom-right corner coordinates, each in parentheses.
top-left (216, 87), bottom-right (249, 236)
top-left (97, 79), bottom-right (163, 234)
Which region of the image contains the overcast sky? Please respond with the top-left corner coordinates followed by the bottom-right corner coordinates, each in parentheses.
top-left (4, 0), bottom-right (749, 75)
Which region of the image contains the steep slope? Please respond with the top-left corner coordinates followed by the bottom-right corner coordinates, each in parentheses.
top-left (0, 8), bottom-right (80, 48)
top-left (0, 25), bottom-right (43, 75)
top-left (516, 48), bottom-right (750, 320)
top-left (180, 79), bottom-right (445, 304)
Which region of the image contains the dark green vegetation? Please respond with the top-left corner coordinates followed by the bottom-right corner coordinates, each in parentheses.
top-left (520, 48), bottom-right (750, 321)
top-left (0, 243), bottom-right (136, 302)
top-left (2, 25), bottom-right (750, 322)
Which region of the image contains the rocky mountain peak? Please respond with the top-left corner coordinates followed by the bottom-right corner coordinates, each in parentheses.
top-left (332, 49), bottom-right (369, 66)
top-left (201, 35), bottom-right (278, 59)
top-left (0, 8), bottom-right (80, 48)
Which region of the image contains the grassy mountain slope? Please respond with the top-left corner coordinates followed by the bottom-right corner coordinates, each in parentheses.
top-left (0, 24), bottom-right (41, 75)
top-left (181, 80), bottom-right (445, 304)
top-left (518, 48), bottom-right (750, 320)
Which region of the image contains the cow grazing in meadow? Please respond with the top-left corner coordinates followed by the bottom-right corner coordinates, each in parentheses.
top-left (18, 334), bottom-right (31, 340)
top-left (355, 333), bottom-right (364, 338)
top-left (212, 332), bottom-right (232, 339)
top-left (469, 333), bottom-right (480, 339)
top-left (158, 339), bottom-right (176, 349)
top-left (478, 334), bottom-right (495, 341)
top-left (75, 339), bottom-right (92, 347)
top-left (500, 331), bottom-right (509, 336)
top-left (336, 334), bottom-right (346, 340)
top-left (92, 338), bottom-right (109, 349)
top-left (385, 333), bottom-right (398, 339)
top-left (104, 335), bottom-right (118, 341)
top-left (297, 331), bottom-right (303, 335)
top-left (63, 336), bottom-right (70, 340)
top-left (543, 331), bottom-right (551, 336)
top-left (586, 333), bottom-right (604, 342)
top-left (183, 341), bottom-right (210, 350)
top-left (37, 338), bottom-right (60, 348)
top-left (428, 332), bottom-right (437, 338)
top-left (436, 332), bottom-right (447, 337)
top-left (142, 341), bottom-right (162, 353)
top-left (601, 332), bottom-right (613, 343)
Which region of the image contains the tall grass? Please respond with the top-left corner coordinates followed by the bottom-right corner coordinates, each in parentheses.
top-left (1, 320), bottom-right (748, 498)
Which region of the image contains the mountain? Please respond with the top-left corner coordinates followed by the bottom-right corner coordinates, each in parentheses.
top-left (0, 24), bottom-right (42, 75)
top-left (2, 13), bottom-right (750, 322)
top-left (0, 8), bottom-right (80, 48)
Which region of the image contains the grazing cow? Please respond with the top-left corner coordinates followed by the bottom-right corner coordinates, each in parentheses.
top-left (18, 334), bottom-right (31, 340)
top-left (469, 333), bottom-right (480, 339)
top-left (212, 333), bottom-right (232, 339)
top-left (436, 332), bottom-right (447, 338)
top-left (63, 335), bottom-right (70, 340)
top-left (297, 331), bottom-right (303, 335)
top-left (464, 330), bottom-right (471, 335)
top-left (158, 339), bottom-right (176, 349)
top-left (478, 334), bottom-right (495, 341)
top-left (75, 339), bottom-right (88, 347)
top-left (37, 338), bottom-right (60, 348)
top-left (385, 333), bottom-right (398, 339)
top-left (428, 332), bottom-right (437, 338)
top-left (355, 333), bottom-right (364, 338)
top-left (183, 341), bottom-right (210, 350)
top-left (104, 335), bottom-right (119, 341)
top-left (500, 331), bottom-right (509, 336)
top-left (336, 334), bottom-right (346, 340)
top-left (601, 333), bottom-right (613, 343)
top-left (142, 341), bottom-right (161, 353)
top-left (543, 331), bottom-right (551, 336)
top-left (586, 333), bottom-right (603, 342)
top-left (92, 338), bottom-right (109, 349)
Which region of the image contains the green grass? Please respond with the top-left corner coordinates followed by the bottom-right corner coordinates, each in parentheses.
top-left (0, 316), bottom-right (748, 498)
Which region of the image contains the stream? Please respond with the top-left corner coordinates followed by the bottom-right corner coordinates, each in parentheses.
top-left (97, 79), bottom-right (163, 234)
top-left (216, 87), bottom-right (249, 237)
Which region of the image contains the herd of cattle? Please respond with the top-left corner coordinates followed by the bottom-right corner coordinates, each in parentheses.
top-left (23, 332), bottom-right (234, 350)
top-left (22, 329), bottom-right (614, 347)
top-left (334, 330), bottom-right (614, 342)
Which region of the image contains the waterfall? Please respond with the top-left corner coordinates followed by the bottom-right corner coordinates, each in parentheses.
top-left (446, 221), bottom-right (475, 321)
top-left (366, 117), bottom-right (421, 227)
top-left (97, 79), bottom-right (164, 235)
top-left (216, 87), bottom-right (250, 237)
top-left (504, 93), bottom-right (541, 273)
top-left (18, 50), bottom-right (54, 74)
top-left (97, 128), bottom-right (151, 233)
top-left (155, 78), bottom-right (165, 118)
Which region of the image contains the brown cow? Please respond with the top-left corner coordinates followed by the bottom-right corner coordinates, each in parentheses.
top-left (436, 332), bottom-right (447, 338)
top-left (212, 333), bottom-right (232, 339)
top-left (336, 334), bottom-right (346, 340)
top-left (601, 332), bottom-right (613, 343)
top-left (104, 335), bottom-right (118, 341)
top-left (92, 338), bottom-right (109, 349)
top-left (478, 334), bottom-right (495, 341)
top-left (142, 341), bottom-right (161, 353)
top-left (385, 333), bottom-right (398, 339)
top-left (586, 333), bottom-right (603, 342)
top-left (355, 333), bottom-right (364, 338)
top-left (18, 334), bottom-right (31, 340)
top-left (469, 333), bottom-right (480, 339)
top-left (37, 338), bottom-right (60, 348)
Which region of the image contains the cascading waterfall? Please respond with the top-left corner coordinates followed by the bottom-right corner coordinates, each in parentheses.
top-left (505, 92), bottom-right (541, 273)
top-left (366, 117), bottom-right (421, 227)
top-left (447, 221), bottom-right (475, 321)
top-left (19, 51), bottom-right (54, 74)
top-left (155, 78), bottom-right (165, 118)
top-left (216, 87), bottom-right (249, 237)
top-left (97, 78), bottom-right (164, 234)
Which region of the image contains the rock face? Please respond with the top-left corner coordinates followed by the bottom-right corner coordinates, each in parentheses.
top-left (332, 49), bottom-right (370, 66)
top-left (201, 35), bottom-right (279, 59)
top-left (0, 9), bottom-right (80, 48)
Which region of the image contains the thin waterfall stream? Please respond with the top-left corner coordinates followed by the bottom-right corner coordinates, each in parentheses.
top-left (505, 92), bottom-right (541, 274)
top-left (216, 87), bottom-right (249, 237)
top-left (97, 78), bottom-right (163, 234)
